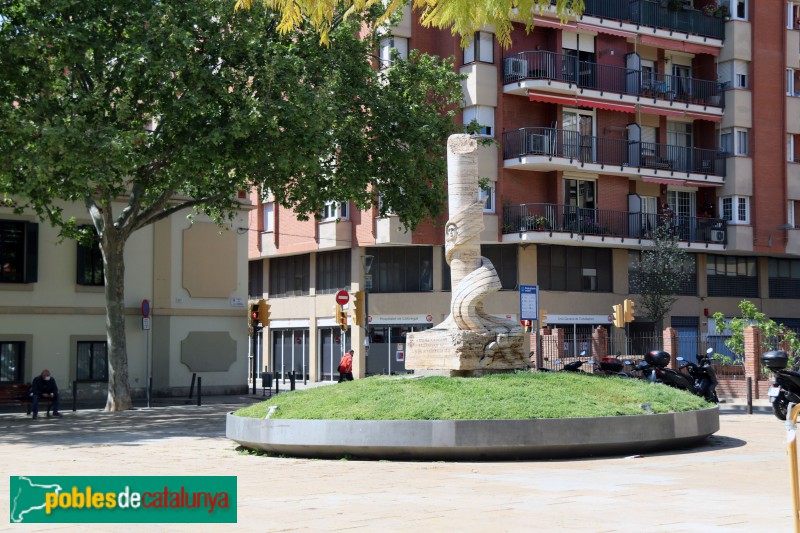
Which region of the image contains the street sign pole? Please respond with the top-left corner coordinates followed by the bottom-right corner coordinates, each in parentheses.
top-left (519, 286), bottom-right (540, 369)
top-left (141, 299), bottom-right (151, 408)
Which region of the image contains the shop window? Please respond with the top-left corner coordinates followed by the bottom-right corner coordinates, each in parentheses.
top-left (769, 258), bottom-right (800, 298)
top-left (481, 245), bottom-right (517, 290)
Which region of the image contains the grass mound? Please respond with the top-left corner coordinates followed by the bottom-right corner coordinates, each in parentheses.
top-left (234, 373), bottom-right (712, 420)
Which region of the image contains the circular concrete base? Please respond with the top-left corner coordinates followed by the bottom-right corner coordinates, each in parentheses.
top-left (226, 407), bottom-right (719, 460)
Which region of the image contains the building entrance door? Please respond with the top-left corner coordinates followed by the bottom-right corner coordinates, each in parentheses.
top-left (319, 328), bottom-right (350, 382)
top-left (270, 329), bottom-right (310, 381)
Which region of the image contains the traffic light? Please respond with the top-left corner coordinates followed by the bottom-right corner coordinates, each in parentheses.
top-left (250, 304), bottom-right (263, 332)
top-left (623, 298), bottom-right (635, 323)
top-left (540, 309), bottom-right (548, 328)
top-left (258, 299), bottom-right (270, 326)
top-left (612, 304), bottom-right (624, 328)
top-left (352, 291), bottom-right (365, 326)
top-left (337, 305), bottom-right (348, 331)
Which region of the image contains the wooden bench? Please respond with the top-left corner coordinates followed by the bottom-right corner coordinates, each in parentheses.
top-left (0, 383), bottom-right (54, 416)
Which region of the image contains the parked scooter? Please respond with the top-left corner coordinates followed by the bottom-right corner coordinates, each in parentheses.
top-left (643, 350), bottom-right (697, 393)
top-left (762, 350), bottom-right (800, 421)
top-left (678, 348), bottom-right (720, 403)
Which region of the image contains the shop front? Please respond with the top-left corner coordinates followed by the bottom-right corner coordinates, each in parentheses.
top-left (366, 314), bottom-right (435, 375)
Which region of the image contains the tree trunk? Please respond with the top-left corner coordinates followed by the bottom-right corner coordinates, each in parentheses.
top-left (102, 233), bottom-right (133, 411)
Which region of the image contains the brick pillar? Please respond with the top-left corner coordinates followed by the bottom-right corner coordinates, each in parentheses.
top-left (536, 328), bottom-right (564, 362)
top-left (663, 327), bottom-right (679, 370)
top-left (529, 333), bottom-right (538, 367)
top-left (744, 326), bottom-right (762, 399)
top-left (592, 326), bottom-right (608, 365)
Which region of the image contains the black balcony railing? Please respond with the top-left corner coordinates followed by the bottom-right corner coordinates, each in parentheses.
top-left (503, 203), bottom-right (727, 244)
top-left (502, 51), bottom-right (724, 107)
top-left (581, 0), bottom-right (726, 41)
top-left (503, 127), bottom-right (727, 176)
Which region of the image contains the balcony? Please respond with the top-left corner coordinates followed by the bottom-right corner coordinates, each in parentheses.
top-left (503, 127), bottom-right (727, 185)
top-left (503, 51), bottom-right (725, 116)
top-left (581, 0), bottom-right (725, 41)
top-left (503, 203), bottom-right (727, 246)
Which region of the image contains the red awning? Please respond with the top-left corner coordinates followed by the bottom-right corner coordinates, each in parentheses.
top-left (528, 91), bottom-right (578, 106)
top-left (576, 22), bottom-right (637, 39)
top-left (532, 16), bottom-right (577, 31)
top-left (639, 35), bottom-right (720, 57)
top-left (576, 97), bottom-right (636, 113)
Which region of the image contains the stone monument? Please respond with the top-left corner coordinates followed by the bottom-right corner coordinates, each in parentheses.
top-left (405, 134), bottom-right (526, 376)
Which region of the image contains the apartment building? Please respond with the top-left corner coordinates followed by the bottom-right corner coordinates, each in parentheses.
top-left (248, 0), bottom-right (800, 382)
top-left (0, 201), bottom-right (252, 399)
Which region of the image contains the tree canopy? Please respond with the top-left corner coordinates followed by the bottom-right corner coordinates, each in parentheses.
top-left (235, 0), bottom-right (584, 47)
top-left (0, 0), bottom-right (463, 409)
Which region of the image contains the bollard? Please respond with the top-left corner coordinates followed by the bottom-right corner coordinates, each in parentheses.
top-left (274, 371), bottom-right (279, 395)
top-left (197, 377), bottom-right (202, 406)
top-left (290, 371), bottom-right (296, 391)
top-left (148, 376), bottom-right (153, 408)
top-left (72, 380), bottom-right (77, 412)
top-left (787, 403), bottom-right (800, 531)
top-left (746, 377), bottom-right (753, 415)
top-left (188, 373), bottom-right (196, 399)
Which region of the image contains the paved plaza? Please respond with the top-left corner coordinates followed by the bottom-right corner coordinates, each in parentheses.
top-left (0, 398), bottom-right (794, 532)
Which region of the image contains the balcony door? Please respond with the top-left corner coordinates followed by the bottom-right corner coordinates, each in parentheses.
top-left (564, 178), bottom-right (596, 232)
top-left (667, 189), bottom-right (696, 241)
top-left (671, 63), bottom-right (692, 100)
top-left (563, 109), bottom-right (595, 162)
top-left (667, 121), bottom-right (693, 172)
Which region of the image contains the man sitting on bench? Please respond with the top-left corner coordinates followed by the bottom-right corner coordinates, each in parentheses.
top-left (31, 369), bottom-right (62, 419)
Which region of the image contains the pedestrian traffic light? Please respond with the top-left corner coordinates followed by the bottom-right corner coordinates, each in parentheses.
top-left (337, 305), bottom-right (348, 331)
top-left (612, 304), bottom-right (624, 328)
top-left (258, 299), bottom-right (270, 326)
top-left (623, 298), bottom-right (635, 323)
top-left (352, 291), bottom-right (365, 326)
top-left (250, 304), bottom-right (262, 332)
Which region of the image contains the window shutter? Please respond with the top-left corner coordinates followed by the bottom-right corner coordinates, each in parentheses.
top-left (24, 222), bottom-right (38, 283)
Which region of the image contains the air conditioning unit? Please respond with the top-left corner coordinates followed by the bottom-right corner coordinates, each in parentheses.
top-left (710, 230), bottom-right (726, 243)
top-left (504, 57), bottom-right (528, 80)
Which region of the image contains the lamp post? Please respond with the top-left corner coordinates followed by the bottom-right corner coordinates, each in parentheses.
top-left (362, 253), bottom-right (374, 373)
top-left (768, 223), bottom-right (794, 247)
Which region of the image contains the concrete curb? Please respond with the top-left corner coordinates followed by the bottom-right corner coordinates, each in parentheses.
top-left (226, 406), bottom-right (720, 460)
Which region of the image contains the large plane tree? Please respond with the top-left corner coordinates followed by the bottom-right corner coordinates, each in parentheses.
top-left (0, 0), bottom-right (463, 410)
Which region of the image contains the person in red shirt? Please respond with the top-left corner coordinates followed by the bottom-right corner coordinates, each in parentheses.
top-left (338, 349), bottom-right (354, 382)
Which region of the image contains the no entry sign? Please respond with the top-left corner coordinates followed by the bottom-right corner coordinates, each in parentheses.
top-left (335, 290), bottom-right (349, 306)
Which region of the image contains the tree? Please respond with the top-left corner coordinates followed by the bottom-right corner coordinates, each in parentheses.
top-left (236, 0), bottom-right (584, 47)
top-left (712, 300), bottom-right (800, 364)
top-left (0, 1), bottom-right (463, 410)
top-left (630, 222), bottom-right (692, 331)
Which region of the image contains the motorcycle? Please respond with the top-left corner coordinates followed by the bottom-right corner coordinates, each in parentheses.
top-left (762, 350), bottom-right (800, 421)
top-left (677, 348), bottom-right (719, 403)
top-left (643, 350), bottom-right (697, 393)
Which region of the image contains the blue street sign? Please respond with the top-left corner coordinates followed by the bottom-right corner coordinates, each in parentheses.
top-left (520, 285), bottom-right (538, 321)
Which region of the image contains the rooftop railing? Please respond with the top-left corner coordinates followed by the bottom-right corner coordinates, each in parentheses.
top-left (503, 127), bottom-right (728, 177)
top-left (503, 202), bottom-right (727, 244)
top-left (503, 51), bottom-right (724, 107)
top-left (580, 0), bottom-right (726, 41)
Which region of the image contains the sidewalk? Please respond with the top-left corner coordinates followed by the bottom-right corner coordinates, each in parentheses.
top-left (0, 398), bottom-right (794, 532)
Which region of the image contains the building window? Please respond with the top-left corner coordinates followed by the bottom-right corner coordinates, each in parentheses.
top-left (789, 135), bottom-right (796, 162)
top-left (463, 31), bottom-right (494, 64)
top-left (707, 254), bottom-right (758, 298)
top-left (481, 245), bottom-right (517, 290)
top-left (248, 259), bottom-right (264, 299)
top-left (728, 0), bottom-right (747, 20)
top-left (628, 251), bottom-right (697, 296)
top-left (790, 2), bottom-right (800, 29)
top-left (537, 245), bottom-right (612, 293)
top-left (76, 341), bottom-right (108, 382)
top-left (379, 36), bottom-right (409, 68)
top-left (262, 203), bottom-right (274, 232)
top-left (0, 220), bottom-right (38, 284)
top-left (0, 342), bottom-right (24, 383)
top-left (479, 183), bottom-right (495, 213)
top-left (367, 246), bottom-right (433, 293)
top-left (76, 232), bottom-right (104, 286)
top-left (720, 127), bottom-right (748, 156)
top-left (321, 201), bottom-right (349, 222)
top-left (769, 258), bottom-right (800, 298)
top-left (733, 60), bottom-right (747, 89)
top-left (720, 196), bottom-right (750, 225)
top-left (269, 254), bottom-right (310, 298)
top-left (789, 201), bottom-right (797, 228)
top-left (462, 105), bottom-right (494, 137)
top-left (316, 249), bottom-right (351, 295)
